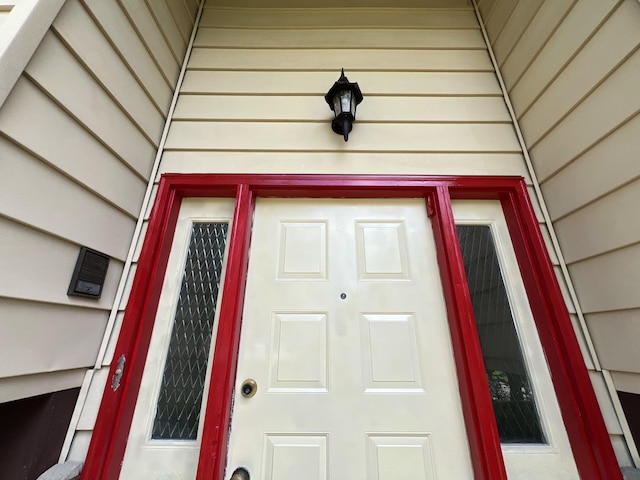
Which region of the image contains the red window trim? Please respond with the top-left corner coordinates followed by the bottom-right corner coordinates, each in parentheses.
top-left (81, 174), bottom-right (620, 480)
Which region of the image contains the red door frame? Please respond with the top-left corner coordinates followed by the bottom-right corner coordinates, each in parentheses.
top-left (81, 174), bottom-right (621, 480)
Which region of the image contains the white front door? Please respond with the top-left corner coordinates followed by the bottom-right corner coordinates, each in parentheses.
top-left (225, 198), bottom-right (474, 479)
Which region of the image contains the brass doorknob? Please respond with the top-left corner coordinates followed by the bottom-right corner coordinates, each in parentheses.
top-left (241, 379), bottom-right (257, 398)
top-left (231, 467), bottom-right (250, 480)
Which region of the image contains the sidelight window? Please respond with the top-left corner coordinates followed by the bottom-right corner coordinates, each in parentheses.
top-left (151, 222), bottom-right (229, 440)
top-left (456, 225), bottom-right (545, 444)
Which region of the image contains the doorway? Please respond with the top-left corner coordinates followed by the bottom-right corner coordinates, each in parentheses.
top-left (81, 174), bottom-right (619, 480)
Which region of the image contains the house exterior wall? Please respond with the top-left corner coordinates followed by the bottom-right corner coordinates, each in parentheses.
top-left (0, 0), bottom-right (198, 410)
top-left (1, 0), bottom-right (636, 474)
top-left (63, 0), bottom-right (635, 470)
top-left (477, 0), bottom-right (640, 450)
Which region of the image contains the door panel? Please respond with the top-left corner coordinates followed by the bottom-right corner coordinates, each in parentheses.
top-left (225, 198), bottom-right (474, 480)
top-left (119, 198), bottom-right (235, 479)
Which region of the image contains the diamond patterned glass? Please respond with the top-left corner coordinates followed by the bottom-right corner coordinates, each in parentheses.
top-left (151, 222), bottom-right (229, 440)
top-left (456, 225), bottom-right (545, 444)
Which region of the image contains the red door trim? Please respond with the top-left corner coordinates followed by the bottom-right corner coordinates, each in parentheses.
top-left (82, 174), bottom-right (620, 480)
top-left (196, 184), bottom-right (254, 480)
top-left (500, 183), bottom-right (622, 479)
top-left (81, 178), bottom-right (183, 480)
top-left (429, 187), bottom-right (508, 480)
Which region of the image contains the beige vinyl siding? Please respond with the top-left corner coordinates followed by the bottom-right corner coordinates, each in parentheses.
top-left (70, 0), bottom-right (626, 466)
top-left (479, 0), bottom-right (640, 465)
top-left (0, 0), bottom-right (198, 404)
top-left (161, 3), bottom-right (525, 174)
top-left (199, 8), bottom-right (479, 28)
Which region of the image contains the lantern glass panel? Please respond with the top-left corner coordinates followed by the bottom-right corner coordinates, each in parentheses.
top-left (332, 94), bottom-right (342, 117)
top-left (340, 90), bottom-right (352, 114)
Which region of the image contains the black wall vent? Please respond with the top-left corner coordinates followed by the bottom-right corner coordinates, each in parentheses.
top-left (67, 247), bottom-right (110, 299)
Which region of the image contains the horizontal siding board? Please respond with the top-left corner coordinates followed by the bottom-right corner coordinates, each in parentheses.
top-left (541, 113), bottom-right (640, 220)
top-left (492, 0), bottom-right (543, 63)
top-left (82, 0), bottom-right (173, 113)
top-left (25, 32), bottom-right (156, 178)
top-left (53, 0), bottom-right (165, 143)
top-left (181, 71), bottom-right (502, 95)
top-left (0, 217), bottom-right (124, 308)
top-left (173, 95), bottom-right (511, 122)
top-left (119, 0), bottom-right (181, 86)
top-left (553, 179), bottom-right (640, 263)
top-left (499, 0), bottom-right (575, 88)
top-left (0, 138), bottom-right (136, 260)
top-left (520, 0), bottom-right (640, 146)
top-left (159, 151), bottom-right (531, 178)
top-left (0, 369), bottom-right (86, 404)
top-left (611, 371), bottom-right (640, 395)
top-left (146, 0), bottom-right (187, 60)
top-left (0, 79), bottom-right (147, 217)
top-left (0, 298), bottom-right (107, 378)
top-left (587, 309), bottom-right (640, 373)
top-left (530, 48), bottom-right (640, 181)
top-left (195, 27), bottom-right (485, 49)
top-left (509, 0), bottom-right (618, 116)
top-left (568, 243), bottom-right (640, 313)
top-left (165, 121), bottom-right (521, 152)
top-left (188, 47), bottom-right (493, 71)
top-left (200, 8), bottom-right (478, 29)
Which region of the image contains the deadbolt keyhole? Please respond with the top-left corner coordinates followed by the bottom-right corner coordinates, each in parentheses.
top-left (241, 379), bottom-right (257, 398)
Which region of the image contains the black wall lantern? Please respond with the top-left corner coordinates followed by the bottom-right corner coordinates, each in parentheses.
top-left (325, 68), bottom-right (363, 141)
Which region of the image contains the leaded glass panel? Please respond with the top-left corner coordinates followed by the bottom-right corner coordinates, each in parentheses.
top-left (456, 225), bottom-right (545, 444)
top-left (151, 222), bottom-right (229, 440)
